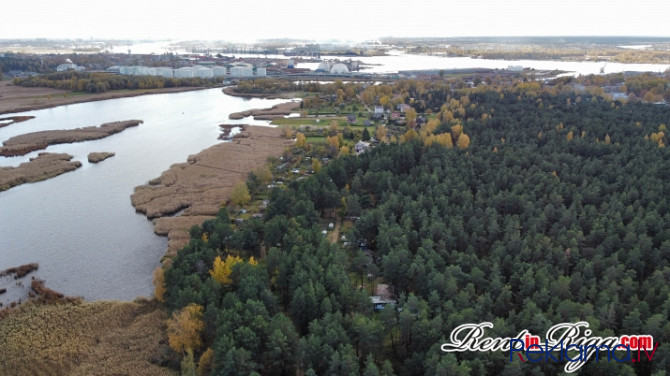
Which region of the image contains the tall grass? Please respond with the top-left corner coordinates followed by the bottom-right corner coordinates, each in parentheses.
top-left (0, 299), bottom-right (176, 376)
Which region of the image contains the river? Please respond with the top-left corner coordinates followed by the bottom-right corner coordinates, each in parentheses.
top-left (0, 89), bottom-right (288, 304)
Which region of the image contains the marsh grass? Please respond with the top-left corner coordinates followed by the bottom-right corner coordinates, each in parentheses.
top-left (0, 299), bottom-right (176, 376)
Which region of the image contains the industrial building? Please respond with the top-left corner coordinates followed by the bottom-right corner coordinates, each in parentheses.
top-left (114, 63), bottom-right (266, 78)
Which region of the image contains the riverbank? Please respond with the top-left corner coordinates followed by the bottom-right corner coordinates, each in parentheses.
top-left (132, 125), bottom-right (292, 258)
top-left (0, 81), bottom-right (207, 115)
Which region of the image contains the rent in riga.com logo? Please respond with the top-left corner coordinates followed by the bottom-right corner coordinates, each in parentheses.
top-left (441, 322), bottom-right (659, 373)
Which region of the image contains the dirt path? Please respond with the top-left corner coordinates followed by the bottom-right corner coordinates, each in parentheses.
top-left (327, 216), bottom-right (342, 244)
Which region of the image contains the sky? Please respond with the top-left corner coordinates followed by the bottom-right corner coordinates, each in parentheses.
top-left (3, 0), bottom-right (669, 42)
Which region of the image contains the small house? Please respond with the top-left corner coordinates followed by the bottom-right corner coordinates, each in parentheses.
top-left (355, 141), bottom-right (371, 155)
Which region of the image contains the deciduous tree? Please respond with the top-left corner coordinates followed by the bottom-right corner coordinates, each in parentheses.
top-left (153, 266), bottom-right (166, 302)
top-left (210, 255), bottom-right (243, 285)
top-left (457, 133), bottom-right (471, 149)
top-left (232, 181), bottom-right (251, 206)
top-left (295, 132), bottom-right (306, 147)
top-left (167, 303), bottom-right (205, 354)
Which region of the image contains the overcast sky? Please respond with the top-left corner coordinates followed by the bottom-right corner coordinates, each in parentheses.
top-left (3, 0), bottom-right (668, 42)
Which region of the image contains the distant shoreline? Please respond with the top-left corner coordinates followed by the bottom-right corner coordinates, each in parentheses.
top-left (0, 81), bottom-right (210, 115)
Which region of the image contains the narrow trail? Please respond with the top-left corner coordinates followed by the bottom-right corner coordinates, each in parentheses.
top-left (327, 216), bottom-right (342, 244)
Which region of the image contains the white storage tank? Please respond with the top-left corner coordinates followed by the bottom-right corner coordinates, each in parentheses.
top-left (230, 66), bottom-right (253, 77)
top-left (194, 66), bottom-right (213, 78)
top-left (317, 61), bottom-right (331, 72)
top-left (134, 66), bottom-right (149, 76)
top-left (212, 66), bottom-right (227, 77)
top-left (174, 67), bottom-right (194, 78)
top-left (256, 68), bottom-right (266, 77)
top-left (157, 67), bottom-right (174, 78)
top-left (330, 63), bottom-right (349, 74)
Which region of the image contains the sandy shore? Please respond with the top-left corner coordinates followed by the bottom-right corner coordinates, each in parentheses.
top-left (132, 126), bottom-right (292, 258)
top-left (0, 81), bottom-right (207, 115)
top-left (0, 120), bottom-right (142, 157)
top-left (0, 153), bottom-right (82, 191)
top-left (228, 101), bottom-right (300, 120)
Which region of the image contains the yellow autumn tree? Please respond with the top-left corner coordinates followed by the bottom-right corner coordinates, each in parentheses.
top-left (295, 132), bottom-right (306, 147)
top-left (311, 158), bottom-right (322, 173)
top-left (253, 165), bottom-right (273, 185)
top-left (450, 123), bottom-right (463, 140)
top-left (436, 132), bottom-right (453, 148)
top-left (197, 348), bottom-right (215, 376)
top-left (457, 133), bottom-right (471, 149)
top-left (167, 303), bottom-right (204, 354)
top-left (424, 118), bottom-right (440, 134)
top-left (375, 125), bottom-right (389, 143)
top-left (650, 131), bottom-right (665, 145)
top-left (405, 107), bottom-right (417, 128)
top-left (327, 135), bottom-right (340, 149)
top-left (423, 133), bottom-right (453, 148)
top-left (441, 109), bottom-right (455, 123)
top-left (153, 266), bottom-right (166, 302)
top-left (400, 129), bottom-right (417, 143)
top-left (210, 255), bottom-right (243, 285)
top-left (282, 127), bottom-right (294, 139)
top-left (231, 181), bottom-right (251, 206)
top-left (604, 134), bottom-right (611, 144)
top-left (566, 130), bottom-right (574, 141)
top-left (339, 145), bottom-right (350, 156)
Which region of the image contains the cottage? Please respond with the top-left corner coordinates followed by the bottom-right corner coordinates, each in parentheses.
top-left (355, 141), bottom-right (371, 155)
top-left (371, 296), bottom-right (396, 311)
top-left (347, 114), bottom-right (357, 124)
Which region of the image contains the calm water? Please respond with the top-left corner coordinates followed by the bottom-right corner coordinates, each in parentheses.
top-left (324, 50), bottom-right (670, 76)
top-left (0, 89), bottom-right (287, 303)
